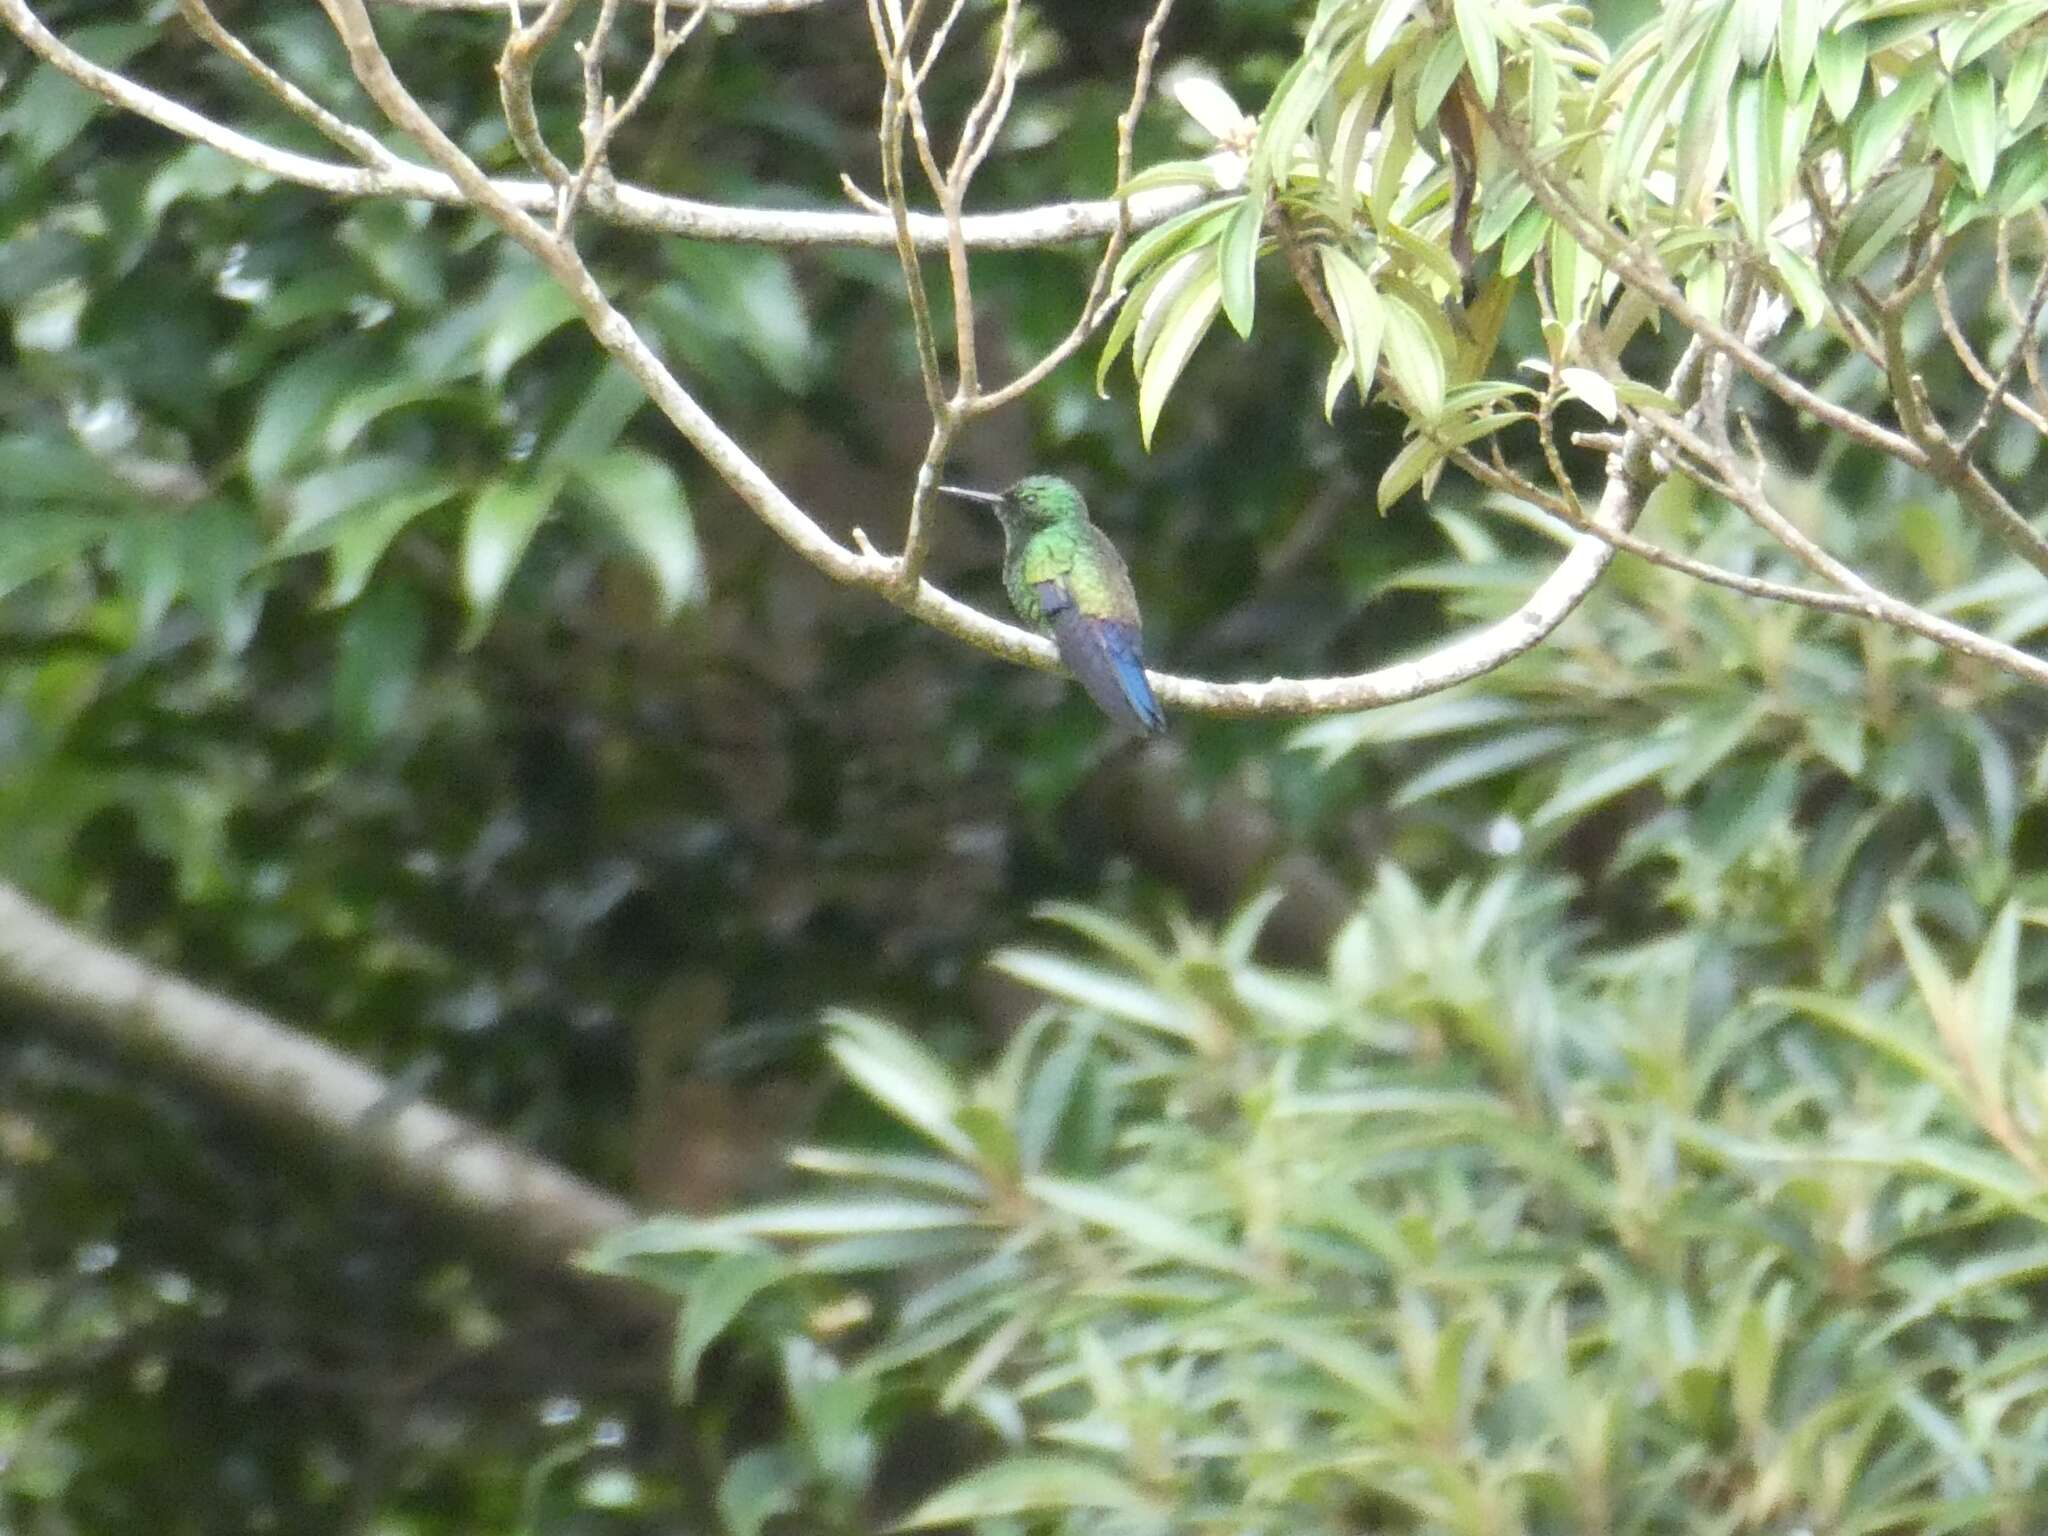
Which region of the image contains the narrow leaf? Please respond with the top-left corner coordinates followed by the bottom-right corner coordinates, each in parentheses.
top-left (460, 473), bottom-right (561, 643)
top-left (897, 1457), bottom-right (1155, 1529)
top-left (1137, 258), bottom-right (1223, 447)
top-left (1028, 1175), bottom-right (1256, 1276)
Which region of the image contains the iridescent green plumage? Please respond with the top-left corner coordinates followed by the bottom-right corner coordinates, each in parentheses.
top-left (941, 475), bottom-right (1166, 734)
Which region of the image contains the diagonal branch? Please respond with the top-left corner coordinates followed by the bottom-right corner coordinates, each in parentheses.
top-left (1484, 106), bottom-right (1932, 473)
top-left (1628, 404), bottom-right (2048, 690)
top-left (176, 0), bottom-right (403, 169)
top-left (0, 884), bottom-right (636, 1268)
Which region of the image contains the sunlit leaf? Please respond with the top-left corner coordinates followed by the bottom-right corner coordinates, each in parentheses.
top-left (897, 1457), bottom-right (1156, 1528)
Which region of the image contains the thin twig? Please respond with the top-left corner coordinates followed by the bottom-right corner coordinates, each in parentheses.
top-left (1485, 105), bottom-right (1933, 472)
top-left (1877, 282), bottom-right (2048, 581)
top-left (971, 0), bottom-right (1180, 414)
top-left (557, 0), bottom-right (706, 231)
top-left (497, 0), bottom-right (581, 189)
top-left (0, 0), bottom-right (1214, 251)
top-left (1633, 405), bottom-right (2048, 689)
top-left (867, 0), bottom-right (946, 415)
top-left (177, 0), bottom-right (401, 169)
top-left (2004, 215), bottom-right (2048, 420)
top-left (1954, 257), bottom-right (2048, 451)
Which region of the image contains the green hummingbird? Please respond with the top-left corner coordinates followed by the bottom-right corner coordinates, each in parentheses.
top-left (941, 475), bottom-right (1166, 734)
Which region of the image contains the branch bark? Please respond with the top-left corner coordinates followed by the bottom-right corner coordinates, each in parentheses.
top-left (0, 884), bottom-right (635, 1270)
top-left (0, 0), bottom-right (1207, 251)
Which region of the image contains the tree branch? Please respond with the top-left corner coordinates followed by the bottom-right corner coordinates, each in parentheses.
top-left (0, 885), bottom-right (635, 1268)
top-left (21, 0), bottom-right (1958, 719)
top-left (0, 0), bottom-right (1212, 251)
top-left (382, 0), bottom-right (828, 10)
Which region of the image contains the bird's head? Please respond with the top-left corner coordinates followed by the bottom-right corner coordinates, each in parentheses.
top-left (940, 474), bottom-right (1087, 534)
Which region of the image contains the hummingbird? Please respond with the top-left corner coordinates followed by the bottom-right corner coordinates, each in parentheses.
top-left (940, 475), bottom-right (1166, 735)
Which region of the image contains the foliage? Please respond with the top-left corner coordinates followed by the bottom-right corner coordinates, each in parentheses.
top-left (8, 0), bottom-right (2048, 1530)
top-left (598, 466), bottom-right (2048, 1533)
top-left (1113, 0), bottom-right (2048, 505)
top-left (604, 870), bottom-right (2048, 1533)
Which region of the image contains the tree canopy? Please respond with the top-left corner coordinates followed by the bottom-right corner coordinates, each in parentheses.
top-left (4, 0), bottom-right (2048, 1531)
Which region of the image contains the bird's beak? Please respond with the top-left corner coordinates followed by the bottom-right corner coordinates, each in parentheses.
top-left (939, 484), bottom-right (1004, 508)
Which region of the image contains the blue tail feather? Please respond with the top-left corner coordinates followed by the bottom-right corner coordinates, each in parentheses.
top-left (1031, 579), bottom-right (1166, 733)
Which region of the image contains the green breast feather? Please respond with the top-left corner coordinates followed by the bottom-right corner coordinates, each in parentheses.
top-left (1008, 525), bottom-right (1138, 630)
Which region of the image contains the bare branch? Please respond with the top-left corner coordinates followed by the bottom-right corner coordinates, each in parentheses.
top-left (1632, 405), bottom-right (2048, 690)
top-left (557, 0), bottom-right (708, 231)
top-left (496, 0), bottom-right (580, 189)
top-left (2003, 215), bottom-right (2048, 420)
top-left (1953, 255), bottom-right (2048, 452)
top-left (0, 0), bottom-right (1213, 250)
top-left (176, 0), bottom-right (402, 169)
top-left (867, 0), bottom-right (947, 418)
top-left (1876, 281), bottom-right (2048, 582)
top-left (382, 0), bottom-right (825, 10)
top-left (0, 884), bottom-right (635, 1267)
top-left (970, 0), bottom-right (1180, 415)
top-left (39, 0), bottom-right (2046, 718)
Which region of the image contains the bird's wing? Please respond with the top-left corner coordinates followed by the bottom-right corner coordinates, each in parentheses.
top-left (1030, 579), bottom-right (1167, 735)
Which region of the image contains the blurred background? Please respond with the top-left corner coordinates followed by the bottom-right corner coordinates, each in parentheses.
top-left (5, 0), bottom-right (2048, 1530)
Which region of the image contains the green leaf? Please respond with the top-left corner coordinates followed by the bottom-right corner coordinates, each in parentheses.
top-left (1380, 290), bottom-right (1447, 419)
top-left (1727, 71), bottom-right (1771, 239)
top-left (1848, 63), bottom-right (1939, 189)
top-left (717, 1451), bottom-right (802, 1536)
top-left (1779, 0), bottom-right (1823, 93)
top-left (1250, 54), bottom-right (1328, 196)
top-left (0, 508), bottom-right (106, 600)
top-left (673, 1252), bottom-right (789, 1398)
top-left (7, 24), bottom-right (152, 167)
top-left (1873, 1242), bottom-right (2048, 1344)
top-left (1377, 435), bottom-right (1446, 512)
top-left (1530, 736), bottom-right (1691, 827)
top-left (1766, 236), bottom-right (1830, 327)
top-left (823, 1009), bottom-right (979, 1162)
top-left (711, 1198), bottom-right (982, 1239)
top-left (1318, 246), bottom-right (1384, 413)
top-left (1218, 194), bottom-right (1262, 338)
top-left (1416, 28), bottom-right (1469, 125)
top-left (1936, 66), bottom-right (2001, 195)
top-left (1966, 902), bottom-right (2019, 1093)
top-left (333, 581), bottom-right (425, 750)
top-left (460, 473), bottom-right (562, 643)
top-left (1815, 26), bottom-right (1867, 121)
top-left (2007, 36), bottom-right (2048, 127)
top-left (573, 448), bottom-right (705, 619)
top-left (1028, 1175), bottom-right (1255, 1276)
top-left (1890, 903), bottom-right (1961, 1037)
top-left (1679, 1), bottom-right (1746, 209)
top-left (1136, 255), bottom-right (1223, 448)
top-left (1760, 989), bottom-right (1962, 1097)
top-left (1376, 412), bottom-right (1513, 511)
top-left (247, 342), bottom-right (373, 494)
top-left (538, 360), bottom-right (647, 473)
top-left (1992, 128), bottom-right (2048, 215)
top-left (991, 948), bottom-right (1200, 1041)
top-left (1239, 1315), bottom-right (1414, 1421)
top-left (1452, 0), bottom-right (1499, 108)
top-left (896, 1457), bottom-right (1155, 1529)
top-left (1956, 1), bottom-right (2048, 72)
top-left (1830, 164), bottom-right (1936, 280)
top-left (279, 456), bottom-right (443, 552)
top-left (321, 485), bottom-right (462, 607)
top-left (480, 277), bottom-right (580, 386)
top-left (1394, 726), bottom-right (1577, 804)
